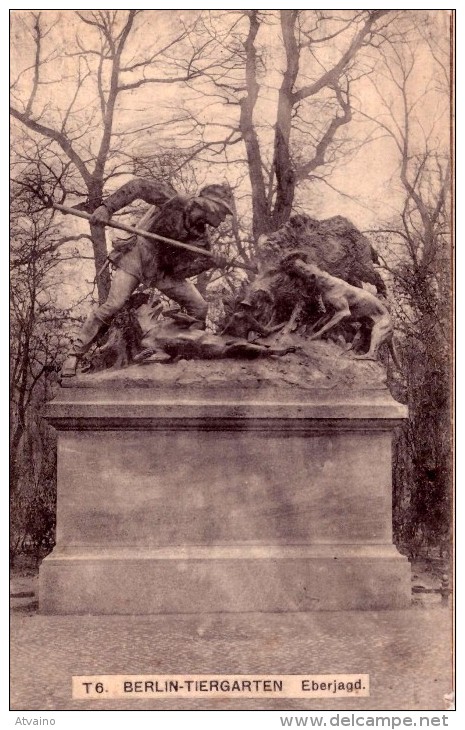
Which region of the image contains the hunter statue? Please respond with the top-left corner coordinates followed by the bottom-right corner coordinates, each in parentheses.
top-left (61, 179), bottom-right (234, 377)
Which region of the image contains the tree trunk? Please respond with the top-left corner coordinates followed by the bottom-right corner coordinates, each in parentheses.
top-left (87, 180), bottom-right (111, 303)
top-left (271, 10), bottom-right (299, 231)
top-left (89, 222), bottom-right (111, 303)
top-left (240, 11), bottom-right (270, 240)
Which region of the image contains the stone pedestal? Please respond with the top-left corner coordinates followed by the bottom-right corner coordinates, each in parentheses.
top-left (40, 352), bottom-right (410, 613)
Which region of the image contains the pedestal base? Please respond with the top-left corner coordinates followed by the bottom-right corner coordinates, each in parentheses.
top-left (40, 545), bottom-right (410, 614)
top-left (41, 362), bottom-right (410, 614)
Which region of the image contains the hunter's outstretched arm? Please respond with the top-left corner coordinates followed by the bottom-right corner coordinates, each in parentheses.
top-left (102, 178), bottom-right (176, 215)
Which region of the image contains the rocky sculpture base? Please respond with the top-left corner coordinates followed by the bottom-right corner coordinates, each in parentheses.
top-left (40, 343), bottom-right (410, 613)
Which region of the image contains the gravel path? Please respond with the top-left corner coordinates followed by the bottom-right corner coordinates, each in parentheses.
top-left (10, 599), bottom-right (453, 711)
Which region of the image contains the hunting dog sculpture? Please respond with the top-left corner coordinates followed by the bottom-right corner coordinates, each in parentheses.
top-left (285, 255), bottom-right (400, 367)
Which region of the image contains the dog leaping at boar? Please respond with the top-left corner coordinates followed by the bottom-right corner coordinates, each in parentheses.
top-left (284, 255), bottom-right (401, 369)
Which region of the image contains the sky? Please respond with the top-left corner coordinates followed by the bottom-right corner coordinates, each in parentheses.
top-left (9, 8), bottom-right (452, 313)
top-left (10, 9), bottom-right (451, 233)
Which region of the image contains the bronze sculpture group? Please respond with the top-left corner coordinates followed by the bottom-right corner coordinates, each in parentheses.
top-left (60, 178), bottom-right (398, 376)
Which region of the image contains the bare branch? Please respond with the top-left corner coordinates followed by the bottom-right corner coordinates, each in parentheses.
top-left (293, 10), bottom-right (391, 102)
top-left (10, 107), bottom-right (92, 187)
top-left (117, 73), bottom-right (200, 91)
top-left (295, 83), bottom-right (352, 181)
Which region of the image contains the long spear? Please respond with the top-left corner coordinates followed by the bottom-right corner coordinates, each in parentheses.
top-left (52, 203), bottom-right (257, 274)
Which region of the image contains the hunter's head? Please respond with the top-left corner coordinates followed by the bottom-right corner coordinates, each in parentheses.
top-left (193, 183), bottom-right (235, 227)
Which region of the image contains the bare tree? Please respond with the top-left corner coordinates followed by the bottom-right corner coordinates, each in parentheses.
top-left (10, 170), bottom-right (82, 562)
top-left (363, 18), bottom-right (452, 554)
top-left (176, 9), bottom-right (398, 240)
top-left (10, 10), bottom-right (209, 302)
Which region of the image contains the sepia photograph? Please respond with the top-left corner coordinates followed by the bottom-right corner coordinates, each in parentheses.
top-left (9, 6), bottom-right (454, 719)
